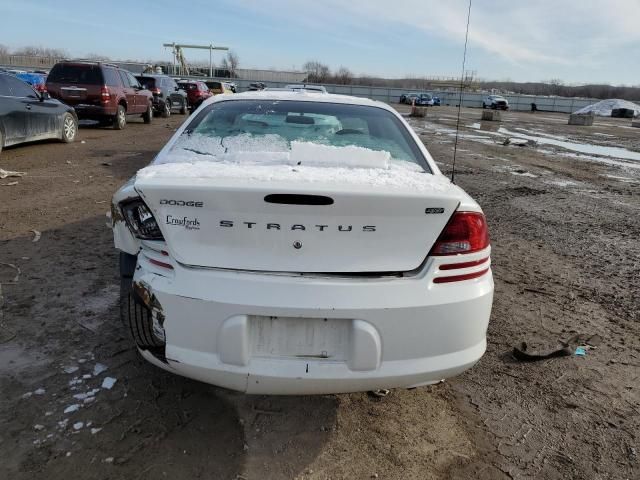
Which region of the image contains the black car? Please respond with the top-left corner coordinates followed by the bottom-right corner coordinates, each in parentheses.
top-left (135, 74), bottom-right (188, 117)
top-left (248, 82), bottom-right (265, 91)
top-left (399, 93), bottom-right (419, 105)
top-left (0, 72), bottom-right (77, 154)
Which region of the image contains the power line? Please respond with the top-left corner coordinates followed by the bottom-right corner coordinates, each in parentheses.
top-left (451, 0), bottom-right (472, 184)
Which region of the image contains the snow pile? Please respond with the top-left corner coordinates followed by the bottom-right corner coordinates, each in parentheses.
top-left (290, 142), bottom-right (390, 169)
top-left (165, 134), bottom-right (390, 169)
top-left (574, 99), bottom-right (640, 117)
top-left (140, 132), bottom-right (451, 191)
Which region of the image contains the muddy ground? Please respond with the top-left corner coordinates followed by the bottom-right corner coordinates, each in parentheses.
top-left (0, 106), bottom-right (638, 480)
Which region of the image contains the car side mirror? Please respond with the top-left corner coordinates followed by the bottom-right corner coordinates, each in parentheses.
top-left (175, 86), bottom-right (179, 91)
top-left (40, 91), bottom-right (51, 101)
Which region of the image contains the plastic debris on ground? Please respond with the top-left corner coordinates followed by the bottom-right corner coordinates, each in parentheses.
top-left (513, 342), bottom-right (572, 362)
top-left (0, 168), bottom-right (26, 179)
top-left (575, 346), bottom-right (587, 356)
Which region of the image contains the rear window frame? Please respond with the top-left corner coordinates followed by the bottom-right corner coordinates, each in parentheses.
top-left (182, 99), bottom-right (432, 173)
top-left (47, 63), bottom-right (104, 85)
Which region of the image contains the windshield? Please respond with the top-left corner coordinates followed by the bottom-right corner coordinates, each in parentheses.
top-left (173, 99), bottom-right (428, 169)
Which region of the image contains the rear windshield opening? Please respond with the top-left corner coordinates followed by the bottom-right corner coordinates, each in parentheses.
top-left (137, 77), bottom-right (156, 88)
top-left (176, 100), bottom-right (429, 170)
top-left (48, 64), bottom-right (104, 85)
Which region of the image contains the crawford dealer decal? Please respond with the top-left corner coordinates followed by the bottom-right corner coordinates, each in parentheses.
top-left (166, 215), bottom-right (200, 230)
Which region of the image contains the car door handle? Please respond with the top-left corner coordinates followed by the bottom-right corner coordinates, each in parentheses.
top-left (25, 104), bottom-right (32, 110)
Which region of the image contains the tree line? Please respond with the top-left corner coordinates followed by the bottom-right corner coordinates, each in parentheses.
top-left (2, 46), bottom-right (638, 101)
top-left (302, 60), bottom-right (640, 101)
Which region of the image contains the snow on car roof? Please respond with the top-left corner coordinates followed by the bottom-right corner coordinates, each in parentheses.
top-left (200, 89), bottom-right (391, 111)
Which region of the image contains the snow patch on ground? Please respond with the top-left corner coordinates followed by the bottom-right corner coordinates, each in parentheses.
top-left (101, 377), bottom-right (117, 390)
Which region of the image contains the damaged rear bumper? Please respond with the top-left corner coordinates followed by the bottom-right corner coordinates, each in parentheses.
top-left (131, 251), bottom-right (493, 395)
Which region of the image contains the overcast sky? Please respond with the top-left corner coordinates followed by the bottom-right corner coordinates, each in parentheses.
top-left (2, 0), bottom-right (639, 85)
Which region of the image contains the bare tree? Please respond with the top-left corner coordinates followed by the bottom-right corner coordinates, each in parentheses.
top-left (226, 50), bottom-right (239, 76)
top-left (303, 60), bottom-right (331, 83)
top-left (334, 66), bottom-right (353, 85)
top-left (13, 45), bottom-right (67, 57)
top-left (86, 52), bottom-right (111, 61)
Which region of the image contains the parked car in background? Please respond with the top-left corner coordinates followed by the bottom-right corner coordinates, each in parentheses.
top-left (248, 82), bottom-right (266, 91)
top-left (432, 95), bottom-right (441, 106)
top-left (135, 74), bottom-right (188, 117)
top-left (284, 84), bottom-right (328, 93)
top-left (226, 81), bottom-right (237, 93)
top-left (15, 72), bottom-right (48, 93)
top-left (415, 93), bottom-right (435, 106)
top-left (111, 91), bottom-right (493, 395)
top-left (0, 72), bottom-right (77, 153)
top-left (483, 95), bottom-right (509, 110)
top-left (204, 80), bottom-right (233, 95)
top-left (399, 93), bottom-right (419, 105)
top-left (177, 80), bottom-right (212, 112)
top-left (46, 61), bottom-right (154, 129)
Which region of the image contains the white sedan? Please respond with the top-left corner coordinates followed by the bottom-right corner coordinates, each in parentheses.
top-left (111, 90), bottom-right (493, 395)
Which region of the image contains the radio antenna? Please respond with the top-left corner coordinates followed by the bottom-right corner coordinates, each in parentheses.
top-left (451, 0), bottom-right (472, 184)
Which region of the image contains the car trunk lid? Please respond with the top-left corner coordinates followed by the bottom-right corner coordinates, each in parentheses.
top-left (135, 175), bottom-right (461, 273)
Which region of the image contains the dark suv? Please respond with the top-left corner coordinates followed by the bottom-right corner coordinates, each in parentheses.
top-left (135, 74), bottom-right (187, 117)
top-left (46, 62), bottom-right (154, 129)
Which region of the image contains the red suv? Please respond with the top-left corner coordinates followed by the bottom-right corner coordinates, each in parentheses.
top-left (177, 80), bottom-right (212, 113)
top-left (46, 62), bottom-right (154, 129)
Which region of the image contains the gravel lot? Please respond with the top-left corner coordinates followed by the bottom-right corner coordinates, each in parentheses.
top-left (0, 106), bottom-right (638, 479)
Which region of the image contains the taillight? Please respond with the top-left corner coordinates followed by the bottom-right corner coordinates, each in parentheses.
top-left (100, 86), bottom-right (111, 103)
top-left (35, 83), bottom-right (47, 93)
top-left (151, 87), bottom-right (162, 95)
top-left (431, 212), bottom-right (490, 255)
top-left (120, 199), bottom-right (164, 240)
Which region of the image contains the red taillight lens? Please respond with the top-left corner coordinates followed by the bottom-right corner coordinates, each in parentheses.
top-left (35, 83), bottom-right (47, 93)
top-left (100, 86), bottom-right (111, 103)
top-left (431, 212), bottom-right (490, 255)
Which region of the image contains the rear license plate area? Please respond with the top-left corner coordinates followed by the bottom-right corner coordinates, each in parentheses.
top-left (249, 316), bottom-right (349, 361)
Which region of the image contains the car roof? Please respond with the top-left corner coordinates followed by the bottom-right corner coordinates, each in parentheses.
top-left (54, 61), bottom-right (118, 68)
top-left (136, 73), bottom-right (168, 78)
top-left (200, 90), bottom-right (390, 111)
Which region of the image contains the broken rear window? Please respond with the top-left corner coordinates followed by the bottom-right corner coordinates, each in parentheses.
top-left (177, 100), bottom-right (427, 167)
